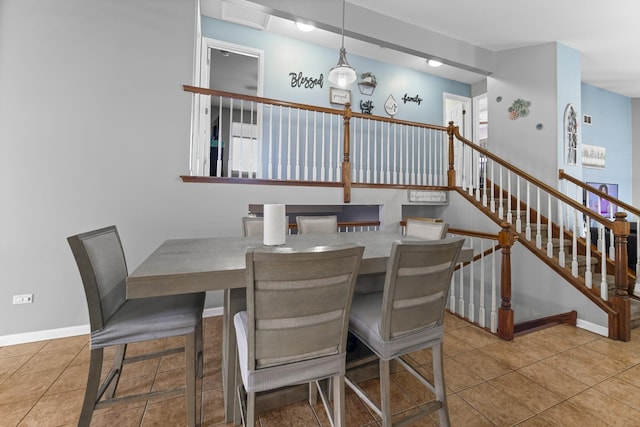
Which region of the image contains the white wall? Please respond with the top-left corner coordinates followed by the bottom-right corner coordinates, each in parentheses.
top-left (632, 99), bottom-right (640, 206)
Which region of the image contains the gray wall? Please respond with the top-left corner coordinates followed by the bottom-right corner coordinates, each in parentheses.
top-left (633, 99), bottom-right (640, 206)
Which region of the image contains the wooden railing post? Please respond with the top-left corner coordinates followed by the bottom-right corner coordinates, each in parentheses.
top-left (498, 222), bottom-right (515, 340)
top-left (342, 104), bottom-right (352, 203)
top-left (447, 121), bottom-right (456, 188)
top-left (609, 212), bottom-right (631, 341)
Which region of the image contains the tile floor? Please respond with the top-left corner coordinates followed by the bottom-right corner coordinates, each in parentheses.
top-left (2, 314), bottom-right (640, 426)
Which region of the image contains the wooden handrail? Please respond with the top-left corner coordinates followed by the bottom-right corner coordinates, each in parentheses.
top-left (559, 169), bottom-right (640, 223)
top-left (449, 124), bottom-right (620, 230)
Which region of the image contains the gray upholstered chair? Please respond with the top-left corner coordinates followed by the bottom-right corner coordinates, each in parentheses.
top-left (242, 217), bottom-right (264, 237)
top-left (234, 243), bottom-right (364, 427)
top-left (345, 238), bottom-right (464, 427)
top-left (296, 215), bottom-right (338, 234)
top-left (67, 226), bottom-right (205, 427)
top-left (404, 217), bottom-right (449, 240)
top-left (242, 216), bottom-right (290, 237)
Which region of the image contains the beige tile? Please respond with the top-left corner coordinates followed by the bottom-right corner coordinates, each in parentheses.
top-left (458, 382), bottom-right (535, 426)
top-left (354, 376), bottom-right (417, 419)
top-left (508, 333), bottom-right (572, 360)
top-left (441, 358), bottom-right (484, 392)
top-left (390, 368), bottom-right (435, 405)
top-left (452, 350), bottom-right (512, 380)
top-left (535, 323), bottom-right (600, 347)
top-left (0, 354), bottom-right (30, 384)
top-left (489, 371), bottom-right (562, 413)
top-left (141, 395), bottom-right (188, 426)
top-left (46, 363), bottom-right (89, 395)
top-left (442, 332), bottom-right (476, 357)
top-left (15, 348), bottom-right (77, 375)
top-left (515, 415), bottom-right (558, 426)
top-left (518, 362), bottom-right (589, 399)
top-left (616, 363), bottom-right (640, 387)
top-left (584, 336), bottom-right (640, 365)
top-left (259, 400), bottom-right (319, 427)
top-left (569, 387), bottom-right (640, 425)
top-left (405, 347), bottom-right (432, 366)
top-left (0, 399), bottom-right (38, 427)
top-left (0, 367), bottom-right (63, 404)
top-left (540, 347), bottom-right (629, 386)
top-left (594, 376), bottom-right (640, 411)
top-left (39, 335), bottom-right (88, 354)
top-left (447, 326), bottom-right (499, 349)
top-left (313, 387), bottom-right (377, 427)
top-left (478, 340), bottom-right (538, 370)
top-left (17, 389), bottom-right (83, 426)
top-left (432, 394), bottom-right (492, 427)
top-left (0, 341), bottom-right (47, 358)
top-left (443, 312), bottom-right (470, 331)
top-left (90, 405), bottom-right (145, 427)
top-left (537, 400), bottom-right (608, 426)
top-left (126, 339), bottom-right (167, 358)
top-left (201, 387), bottom-right (227, 426)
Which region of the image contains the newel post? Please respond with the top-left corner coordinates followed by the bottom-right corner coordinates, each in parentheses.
top-left (497, 222), bottom-right (515, 340)
top-left (342, 104), bottom-right (352, 203)
top-left (447, 121), bottom-right (456, 188)
top-left (609, 212), bottom-right (631, 341)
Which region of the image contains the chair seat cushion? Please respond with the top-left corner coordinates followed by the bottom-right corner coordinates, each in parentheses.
top-left (90, 293), bottom-right (205, 349)
top-left (234, 311), bottom-right (345, 393)
top-left (349, 292), bottom-right (443, 360)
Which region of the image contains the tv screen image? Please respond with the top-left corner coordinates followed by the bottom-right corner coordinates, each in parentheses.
top-left (586, 182), bottom-right (618, 216)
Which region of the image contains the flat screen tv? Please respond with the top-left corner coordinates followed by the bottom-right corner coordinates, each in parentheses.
top-left (586, 182), bottom-right (618, 216)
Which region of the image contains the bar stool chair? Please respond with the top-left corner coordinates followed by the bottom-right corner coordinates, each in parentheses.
top-left (242, 216), bottom-right (290, 237)
top-left (345, 238), bottom-right (464, 427)
top-left (296, 215), bottom-right (338, 234)
top-left (67, 225), bottom-right (205, 427)
top-left (404, 217), bottom-right (449, 240)
top-left (234, 243), bottom-right (364, 427)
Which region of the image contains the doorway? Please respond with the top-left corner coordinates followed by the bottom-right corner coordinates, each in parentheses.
top-left (444, 93), bottom-right (471, 186)
top-left (193, 38), bottom-right (263, 177)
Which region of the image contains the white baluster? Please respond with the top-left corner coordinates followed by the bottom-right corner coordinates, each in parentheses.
top-left (535, 188), bottom-right (542, 249)
top-left (479, 239), bottom-right (486, 328)
top-left (320, 113), bottom-right (326, 181)
top-left (506, 172), bottom-right (512, 223)
top-left (558, 197), bottom-right (566, 267)
top-left (516, 176), bottom-right (522, 232)
top-left (312, 111), bottom-right (317, 180)
top-left (547, 194), bottom-right (553, 257)
top-left (468, 237), bottom-right (475, 323)
top-left (490, 245), bottom-right (497, 333)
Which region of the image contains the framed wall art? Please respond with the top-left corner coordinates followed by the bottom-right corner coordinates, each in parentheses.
top-left (329, 87), bottom-right (351, 106)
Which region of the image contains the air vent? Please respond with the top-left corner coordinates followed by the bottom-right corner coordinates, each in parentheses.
top-left (583, 114), bottom-right (592, 125)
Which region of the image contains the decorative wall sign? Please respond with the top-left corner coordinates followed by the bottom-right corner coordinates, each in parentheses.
top-left (564, 103), bottom-right (578, 165)
top-left (329, 87), bottom-right (351, 105)
top-left (401, 93), bottom-right (423, 105)
top-left (508, 98), bottom-right (531, 120)
top-left (582, 144), bottom-right (605, 169)
top-left (289, 72), bottom-right (323, 89)
top-left (360, 100), bottom-right (374, 115)
top-left (384, 95), bottom-right (398, 116)
top-left (357, 72), bottom-right (377, 96)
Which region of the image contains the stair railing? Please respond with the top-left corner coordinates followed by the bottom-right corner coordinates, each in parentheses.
top-left (448, 123), bottom-right (631, 341)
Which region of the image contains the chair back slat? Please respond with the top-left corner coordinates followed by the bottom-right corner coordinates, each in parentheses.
top-left (405, 218), bottom-right (449, 240)
top-left (380, 238), bottom-right (463, 340)
top-left (296, 215), bottom-right (338, 235)
top-left (246, 244), bottom-right (363, 369)
top-left (67, 226), bottom-right (127, 331)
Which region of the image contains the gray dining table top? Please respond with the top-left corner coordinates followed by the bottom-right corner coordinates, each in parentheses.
top-left (126, 232), bottom-right (472, 299)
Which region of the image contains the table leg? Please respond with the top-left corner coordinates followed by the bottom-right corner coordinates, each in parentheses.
top-left (222, 288), bottom-right (246, 424)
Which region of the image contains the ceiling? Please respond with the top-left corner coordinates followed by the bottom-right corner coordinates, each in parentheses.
top-left (202, 0), bottom-right (640, 98)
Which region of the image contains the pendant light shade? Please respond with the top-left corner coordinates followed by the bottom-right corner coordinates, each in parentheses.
top-left (329, 48), bottom-right (357, 87)
top-left (328, 0), bottom-right (356, 87)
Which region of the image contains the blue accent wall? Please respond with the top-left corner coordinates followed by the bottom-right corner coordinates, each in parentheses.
top-left (201, 17), bottom-right (470, 124)
top-left (581, 83), bottom-right (632, 204)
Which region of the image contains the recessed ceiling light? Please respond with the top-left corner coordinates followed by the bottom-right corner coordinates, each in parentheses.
top-left (427, 59), bottom-right (443, 68)
top-left (296, 22), bottom-right (315, 32)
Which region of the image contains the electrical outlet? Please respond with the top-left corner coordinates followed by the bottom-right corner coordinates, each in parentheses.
top-left (13, 294), bottom-right (33, 304)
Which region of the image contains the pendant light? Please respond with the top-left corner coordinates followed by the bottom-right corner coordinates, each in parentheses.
top-left (328, 0), bottom-right (356, 87)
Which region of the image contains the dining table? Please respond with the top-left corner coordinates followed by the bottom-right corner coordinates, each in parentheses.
top-left (126, 231), bottom-right (472, 423)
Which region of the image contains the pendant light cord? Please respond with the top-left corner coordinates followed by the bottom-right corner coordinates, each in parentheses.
top-left (341, 0), bottom-right (346, 49)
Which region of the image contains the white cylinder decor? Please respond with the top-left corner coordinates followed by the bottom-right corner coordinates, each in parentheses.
top-left (263, 204), bottom-right (286, 246)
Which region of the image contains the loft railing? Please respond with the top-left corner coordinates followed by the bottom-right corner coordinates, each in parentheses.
top-left (183, 85), bottom-right (633, 341)
top-left (183, 85), bottom-right (449, 202)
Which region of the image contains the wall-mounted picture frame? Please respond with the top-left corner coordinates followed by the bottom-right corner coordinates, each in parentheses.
top-left (329, 87), bottom-right (351, 106)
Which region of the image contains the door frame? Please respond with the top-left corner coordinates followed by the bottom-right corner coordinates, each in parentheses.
top-left (190, 37), bottom-right (264, 176)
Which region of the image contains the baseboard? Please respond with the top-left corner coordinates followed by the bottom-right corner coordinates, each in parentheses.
top-left (0, 307), bottom-right (225, 347)
top-left (576, 318), bottom-right (608, 337)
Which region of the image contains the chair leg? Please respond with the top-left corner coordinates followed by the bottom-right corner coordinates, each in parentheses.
top-left (105, 344), bottom-right (126, 399)
top-left (78, 348), bottom-right (103, 427)
top-left (186, 332), bottom-right (197, 427)
top-left (332, 375), bottom-right (345, 427)
top-left (247, 391), bottom-right (256, 427)
top-left (196, 318), bottom-right (204, 379)
top-left (433, 343), bottom-right (450, 427)
top-left (379, 359), bottom-right (392, 427)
